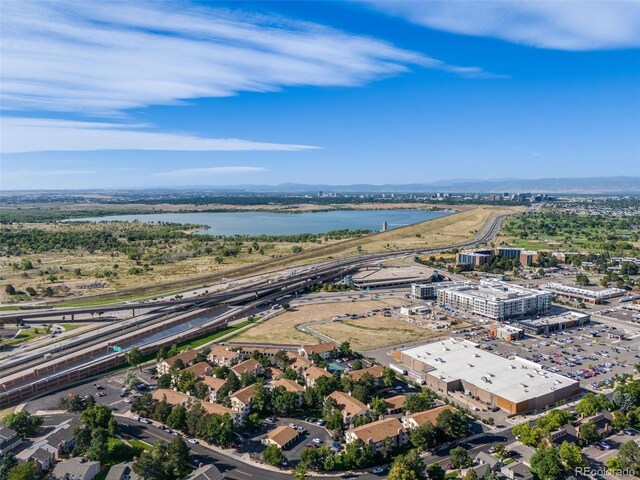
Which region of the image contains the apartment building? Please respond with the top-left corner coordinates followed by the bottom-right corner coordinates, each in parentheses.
top-left (438, 280), bottom-right (551, 321)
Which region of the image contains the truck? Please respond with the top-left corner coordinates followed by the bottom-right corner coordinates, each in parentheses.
top-left (389, 363), bottom-right (408, 376)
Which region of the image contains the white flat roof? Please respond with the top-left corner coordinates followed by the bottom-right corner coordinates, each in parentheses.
top-left (402, 338), bottom-right (578, 404)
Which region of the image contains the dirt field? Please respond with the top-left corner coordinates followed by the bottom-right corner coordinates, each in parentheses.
top-left (313, 315), bottom-right (452, 351)
top-left (235, 297), bottom-right (466, 350)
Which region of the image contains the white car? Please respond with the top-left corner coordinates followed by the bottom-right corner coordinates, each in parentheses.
top-left (131, 415), bottom-right (140, 421)
top-left (123, 398), bottom-right (132, 403)
top-left (139, 418), bottom-right (149, 424)
top-left (312, 438), bottom-right (321, 444)
top-left (188, 438), bottom-right (198, 444)
top-left (372, 467), bottom-right (385, 474)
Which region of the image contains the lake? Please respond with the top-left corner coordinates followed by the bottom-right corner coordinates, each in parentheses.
top-left (69, 209), bottom-right (452, 236)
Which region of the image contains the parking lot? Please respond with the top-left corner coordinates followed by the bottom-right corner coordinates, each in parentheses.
top-left (235, 416), bottom-right (334, 465)
top-left (24, 369), bottom-right (148, 414)
top-left (449, 319), bottom-right (640, 394)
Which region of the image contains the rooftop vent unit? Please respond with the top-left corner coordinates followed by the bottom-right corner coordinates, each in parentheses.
top-left (467, 364), bottom-right (474, 368)
top-left (510, 365), bottom-right (516, 369)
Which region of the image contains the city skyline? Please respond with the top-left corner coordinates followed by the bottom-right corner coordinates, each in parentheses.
top-left (1, 1), bottom-right (639, 189)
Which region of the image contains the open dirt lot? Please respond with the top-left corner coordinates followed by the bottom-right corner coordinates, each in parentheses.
top-left (234, 298), bottom-right (407, 346)
top-left (313, 314), bottom-right (452, 351)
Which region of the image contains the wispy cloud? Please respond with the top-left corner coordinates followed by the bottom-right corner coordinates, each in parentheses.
top-left (0, 117), bottom-right (319, 154)
top-left (1, 170), bottom-right (96, 178)
top-left (366, 1), bottom-right (640, 51)
top-left (152, 167), bottom-right (268, 177)
top-left (0, 1), bottom-right (498, 116)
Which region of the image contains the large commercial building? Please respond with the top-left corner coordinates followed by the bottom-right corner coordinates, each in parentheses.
top-left (516, 311), bottom-right (590, 335)
top-left (438, 280), bottom-right (551, 321)
top-left (396, 338), bottom-right (580, 414)
top-left (542, 283), bottom-right (626, 304)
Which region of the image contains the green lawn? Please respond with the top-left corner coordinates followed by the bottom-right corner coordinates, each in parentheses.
top-left (177, 319), bottom-right (253, 349)
top-left (0, 327), bottom-right (46, 347)
top-left (127, 439), bottom-right (152, 451)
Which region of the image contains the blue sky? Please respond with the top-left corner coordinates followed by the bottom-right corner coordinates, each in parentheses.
top-left (1, 0), bottom-right (639, 190)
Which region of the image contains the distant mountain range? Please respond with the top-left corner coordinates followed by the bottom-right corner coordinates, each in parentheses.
top-left (216, 176), bottom-right (640, 194)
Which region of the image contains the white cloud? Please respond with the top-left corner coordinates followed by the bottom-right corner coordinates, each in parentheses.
top-left (153, 167), bottom-right (268, 177)
top-left (1, 170), bottom-right (96, 178)
top-left (0, 1), bottom-right (496, 116)
top-left (0, 117), bottom-right (319, 153)
top-left (367, 1), bottom-right (640, 50)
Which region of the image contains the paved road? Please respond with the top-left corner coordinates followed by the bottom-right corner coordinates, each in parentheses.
top-left (118, 416), bottom-right (382, 480)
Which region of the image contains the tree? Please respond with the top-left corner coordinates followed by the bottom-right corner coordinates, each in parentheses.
top-left (404, 392), bottom-right (435, 413)
top-left (537, 409), bottom-right (572, 432)
top-left (251, 378), bottom-right (271, 415)
top-left (530, 446), bottom-right (564, 480)
top-left (612, 390), bottom-right (635, 412)
top-left (80, 404), bottom-right (114, 430)
top-left (131, 393), bottom-right (154, 418)
top-left (271, 386), bottom-right (297, 415)
top-left (425, 464), bottom-right (445, 480)
top-left (618, 440), bottom-right (640, 471)
top-left (157, 373), bottom-right (172, 389)
top-left (201, 414), bottom-right (234, 446)
top-left (177, 370), bottom-right (197, 394)
top-left (153, 397), bottom-right (172, 423)
top-left (4, 285), bottom-right (16, 296)
top-left (512, 423), bottom-right (544, 447)
top-left (133, 440), bottom-right (172, 480)
top-left (194, 381), bottom-right (209, 401)
top-left (578, 422), bottom-right (600, 445)
top-left (85, 427), bottom-right (109, 463)
top-left (2, 411), bottom-right (43, 437)
top-left (576, 393), bottom-right (611, 417)
top-left (342, 439), bottom-right (374, 470)
top-left (463, 470), bottom-right (479, 480)
top-left (339, 342), bottom-right (352, 358)
top-left (436, 410), bottom-right (470, 440)
top-left (382, 367), bottom-right (396, 388)
top-left (370, 397), bottom-right (388, 417)
top-left (167, 437), bottom-right (190, 474)
top-left (410, 422), bottom-right (440, 451)
top-left (166, 405), bottom-right (187, 431)
top-left (125, 347), bottom-right (143, 371)
top-left (6, 462), bottom-right (35, 480)
top-left (558, 441), bottom-right (585, 470)
top-left (351, 359), bottom-right (363, 371)
top-left (0, 454), bottom-right (18, 480)
top-left (263, 444), bottom-right (285, 466)
top-left (293, 463), bottom-right (310, 480)
top-left (186, 403), bottom-right (206, 437)
top-left (450, 446), bottom-right (471, 469)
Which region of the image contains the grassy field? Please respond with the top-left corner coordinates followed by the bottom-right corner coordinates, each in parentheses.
top-left (234, 298), bottom-right (407, 346)
top-left (127, 439), bottom-right (152, 451)
top-left (1, 205), bottom-right (521, 306)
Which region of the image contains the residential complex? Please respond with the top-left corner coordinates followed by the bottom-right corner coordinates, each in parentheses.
top-left (456, 247), bottom-right (539, 267)
top-left (410, 281), bottom-right (469, 300)
top-left (395, 338), bottom-right (580, 414)
top-left (437, 280), bottom-right (551, 321)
